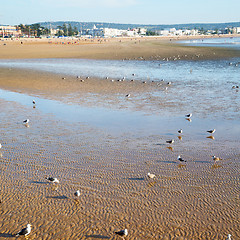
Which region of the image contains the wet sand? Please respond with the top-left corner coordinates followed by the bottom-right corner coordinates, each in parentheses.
top-left (0, 95), bottom-right (239, 239)
top-left (0, 38), bottom-right (240, 239)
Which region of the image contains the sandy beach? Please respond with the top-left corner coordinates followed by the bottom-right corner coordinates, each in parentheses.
top-left (1, 35), bottom-right (240, 61)
top-left (0, 37), bottom-right (240, 239)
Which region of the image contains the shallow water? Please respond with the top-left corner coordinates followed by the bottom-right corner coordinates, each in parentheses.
top-left (178, 36), bottom-right (240, 49)
top-left (0, 57), bottom-right (240, 120)
top-left (0, 88), bottom-right (240, 143)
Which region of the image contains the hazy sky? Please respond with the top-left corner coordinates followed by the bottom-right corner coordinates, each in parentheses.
top-left (1, 0), bottom-right (240, 25)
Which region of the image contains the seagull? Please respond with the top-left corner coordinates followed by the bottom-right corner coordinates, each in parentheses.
top-left (226, 234), bottom-right (231, 240)
top-left (147, 173), bottom-right (156, 179)
top-left (178, 155), bottom-right (186, 162)
top-left (166, 139), bottom-right (174, 144)
top-left (207, 129), bottom-right (216, 134)
top-left (0, 143), bottom-right (2, 149)
top-left (32, 100), bottom-right (36, 104)
top-left (46, 177), bottom-right (59, 183)
top-left (178, 129), bottom-right (183, 134)
top-left (185, 113), bottom-right (192, 118)
top-left (16, 224), bottom-right (31, 237)
top-left (212, 156), bottom-right (221, 162)
top-left (125, 94), bottom-right (131, 98)
top-left (74, 190), bottom-right (80, 197)
top-left (23, 119), bottom-right (29, 124)
top-left (115, 229), bottom-right (128, 239)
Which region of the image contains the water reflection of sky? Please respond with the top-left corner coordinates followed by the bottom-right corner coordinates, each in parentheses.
top-left (178, 37), bottom-right (240, 49)
top-left (0, 57), bottom-right (239, 85)
top-left (0, 50), bottom-right (240, 140)
top-left (0, 57), bottom-right (239, 119)
top-left (0, 88), bottom-right (240, 141)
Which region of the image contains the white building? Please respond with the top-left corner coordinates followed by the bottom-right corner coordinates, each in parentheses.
top-left (0, 25), bottom-right (21, 37)
top-left (81, 25), bottom-right (147, 38)
top-left (233, 27), bottom-right (240, 34)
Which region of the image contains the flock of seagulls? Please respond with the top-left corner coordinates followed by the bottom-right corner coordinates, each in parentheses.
top-left (164, 113), bottom-right (220, 165)
top-left (1, 81), bottom-right (230, 239)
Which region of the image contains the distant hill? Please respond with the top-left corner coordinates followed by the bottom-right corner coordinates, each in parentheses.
top-left (38, 21), bottom-right (240, 31)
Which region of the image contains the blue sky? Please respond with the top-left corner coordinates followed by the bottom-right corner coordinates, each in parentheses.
top-left (1, 0), bottom-right (240, 25)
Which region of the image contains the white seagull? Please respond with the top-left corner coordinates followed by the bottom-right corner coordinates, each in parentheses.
top-left (16, 224), bottom-right (31, 237)
top-left (115, 229), bottom-right (128, 239)
top-left (23, 119), bottom-right (29, 124)
top-left (32, 100), bottom-right (36, 104)
top-left (207, 129), bottom-right (216, 134)
top-left (46, 177), bottom-right (59, 183)
top-left (212, 156), bottom-right (221, 162)
top-left (0, 143), bottom-right (2, 149)
top-left (185, 113), bottom-right (192, 118)
top-left (125, 94), bottom-right (131, 98)
top-left (226, 234), bottom-right (231, 240)
top-left (178, 155), bottom-right (186, 162)
top-left (166, 139), bottom-right (174, 144)
top-left (74, 190), bottom-right (80, 197)
top-left (147, 173), bottom-right (156, 179)
top-left (178, 129), bottom-right (183, 134)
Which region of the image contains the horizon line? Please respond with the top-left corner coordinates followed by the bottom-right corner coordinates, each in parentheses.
top-left (1, 20), bottom-right (240, 27)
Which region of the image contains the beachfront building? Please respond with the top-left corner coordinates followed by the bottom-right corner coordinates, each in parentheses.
top-left (0, 25), bottom-right (21, 37)
top-left (233, 27), bottom-right (240, 34)
top-left (155, 28), bottom-right (199, 36)
top-left (81, 25), bottom-right (147, 38)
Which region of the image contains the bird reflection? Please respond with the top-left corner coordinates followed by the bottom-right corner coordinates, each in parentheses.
top-left (207, 136), bottom-right (215, 140)
top-left (147, 181), bottom-right (157, 188)
top-left (24, 123), bottom-right (30, 128)
top-left (186, 118), bottom-right (192, 122)
top-left (178, 136), bottom-right (182, 141)
top-left (74, 199), bottom-right (80, 205)
top-left (178, 163), bottom-right (186, 168)
top-left (211, 164), bottom-right (222, 169)
top-left (166, 146), bottom-right (174, 151)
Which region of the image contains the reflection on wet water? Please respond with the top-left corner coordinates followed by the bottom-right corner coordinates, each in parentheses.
top-left (178, 37), bottom-right (240, 49)
top-left (0, 88), bottom-right (239, 142)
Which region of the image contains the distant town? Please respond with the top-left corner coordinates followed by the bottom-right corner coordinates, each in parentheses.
top-left (1, 22), bottom-right (240, 38)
